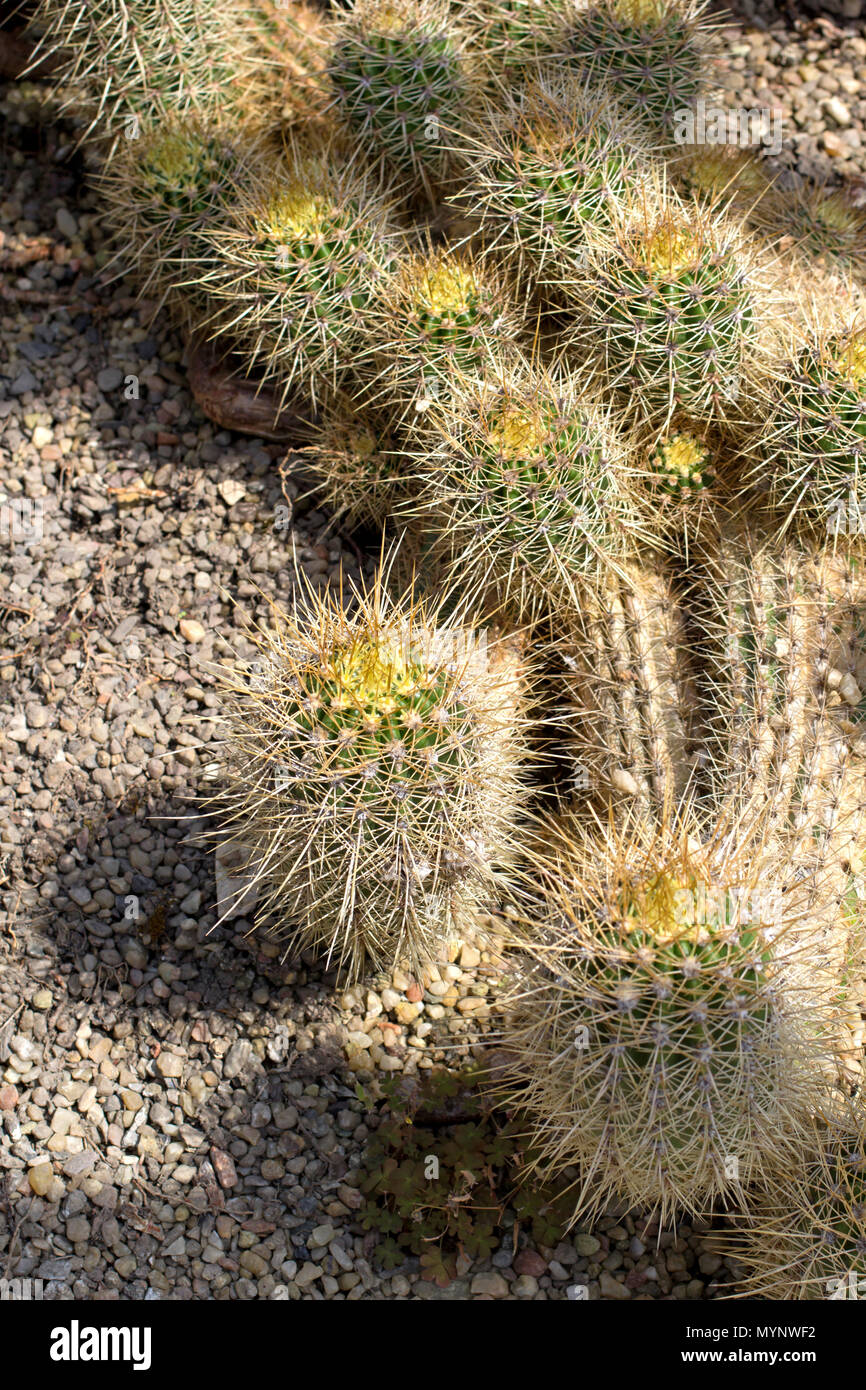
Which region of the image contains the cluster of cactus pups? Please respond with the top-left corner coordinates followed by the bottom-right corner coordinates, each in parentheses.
top-left (24, 0), bottom-right (866, 1294)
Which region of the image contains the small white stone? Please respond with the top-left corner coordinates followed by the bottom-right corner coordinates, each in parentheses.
top-left (839, 673), bottom-right (862, 707)
top-left (217, 479), bottom-right (246, 507)
top-left (825, 96), bottom-right (852, 127)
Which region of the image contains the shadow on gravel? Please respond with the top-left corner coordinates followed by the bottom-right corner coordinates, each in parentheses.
top-left (0, 783), bottom-right (367, 1297)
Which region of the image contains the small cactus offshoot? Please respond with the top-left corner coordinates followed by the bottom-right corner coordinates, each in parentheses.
top-left (212, 575), bottom-right (531, 981)
top-left (759, 182), bottom-right (866, 285)
top-left (669, 141), bottom-right (775, 220)
top-left (647, 428), bottom-right (715, 498)
top-left (296, 398), bottom-right (406, 528)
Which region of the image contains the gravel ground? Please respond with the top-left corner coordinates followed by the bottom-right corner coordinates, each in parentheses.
top-left (1, 2), bottom-right (865, 1302)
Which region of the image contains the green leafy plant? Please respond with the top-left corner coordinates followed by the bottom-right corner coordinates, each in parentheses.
top-left (357, 1067), bottom-right (573, 1285)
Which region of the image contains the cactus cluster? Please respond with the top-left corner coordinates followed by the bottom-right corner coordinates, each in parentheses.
top-left (24, 0), bottom-right (866, 1277)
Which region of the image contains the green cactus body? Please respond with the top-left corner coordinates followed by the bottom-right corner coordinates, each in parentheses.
top-left (29, 0), bottom-right (269, 145)
top-left (503, 814), bottom-right (837, 1222)
top-left (213, 582), bottom-right (529, 981)
top-left (722, 1106), bottom-right (866, 1298)
top-left (196, 137), bottom-right (403, 407)
top-left (761, 329), bottom-right (866, 531)
top-left (367, 247), bottom-right (525, 417)
top-left (558, 561), bottom-right (698, 813)
top-left (566, 0), bottom-right (714, 132)
top-left (464, 78), bottom-right (654, 296)
top-left (327, 0), bottom-right (467, 196)
top-left (101, 116), bottom-right (262, 317)
top-left (576, 208), bottom-right (757, 426)
top-left (466, 0), bottom-right (573, 82)
top-left (411, 367), bottom-right (647, 620)
top-left (298, 400), bottom-right (405, 528)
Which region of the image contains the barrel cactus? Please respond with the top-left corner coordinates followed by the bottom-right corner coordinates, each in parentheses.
top-left (720, 1103), bottom-right (866, 1298)
top-left (466, 0), bottom-right (574, 82)
top-left (565, 0), bottom-right (717, 132)
top-left (570, 188), bottom-right (765, 428)
top-left (502, 810), bottom-right (843, 1223)
top-left (212, 577), bottom-right (531, 981)
top-left (326, 0), bottom-right (469, 198)
top-left (196, 132), bottom-right (403, 407)
top-left (692, 522), bottom-right (866, 1080)
top-left (365, 244), bottom-right (526, 419)
top-left (462, 74), bottom-right (655, 299)
top-left (409, 361), bottom-right (650, 621)
top-left (756, 318), bottom-right (866, 533)
top-left (554, 560), bottom-right (699, 813)
top-left (101, 114), bottom-right (263, 319)
top-left (29, 0), bottom-right (270, 145)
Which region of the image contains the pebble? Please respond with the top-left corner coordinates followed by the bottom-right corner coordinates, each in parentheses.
top-left (599, 1270), bottom-right (632, 1300)
top-left (155, 1052), bottom-right (184, 1079)
top-left (28, 1163), bottom-right (53, 1195)
top-left (471, 1271), bottom-right (510, 1297)
top-left (96, 367), bottom-right (124, 393)
top-left (55, 207), bottom-right (78, 238)
top-left (222, 1040), bottom-right (252, 1078)
top-left (179, 618), bottom-right (207, 644)
top-left (574, 1234), bottom-right (601, 1257)
top-left (513, 1248), bottom-right (547, 1277)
